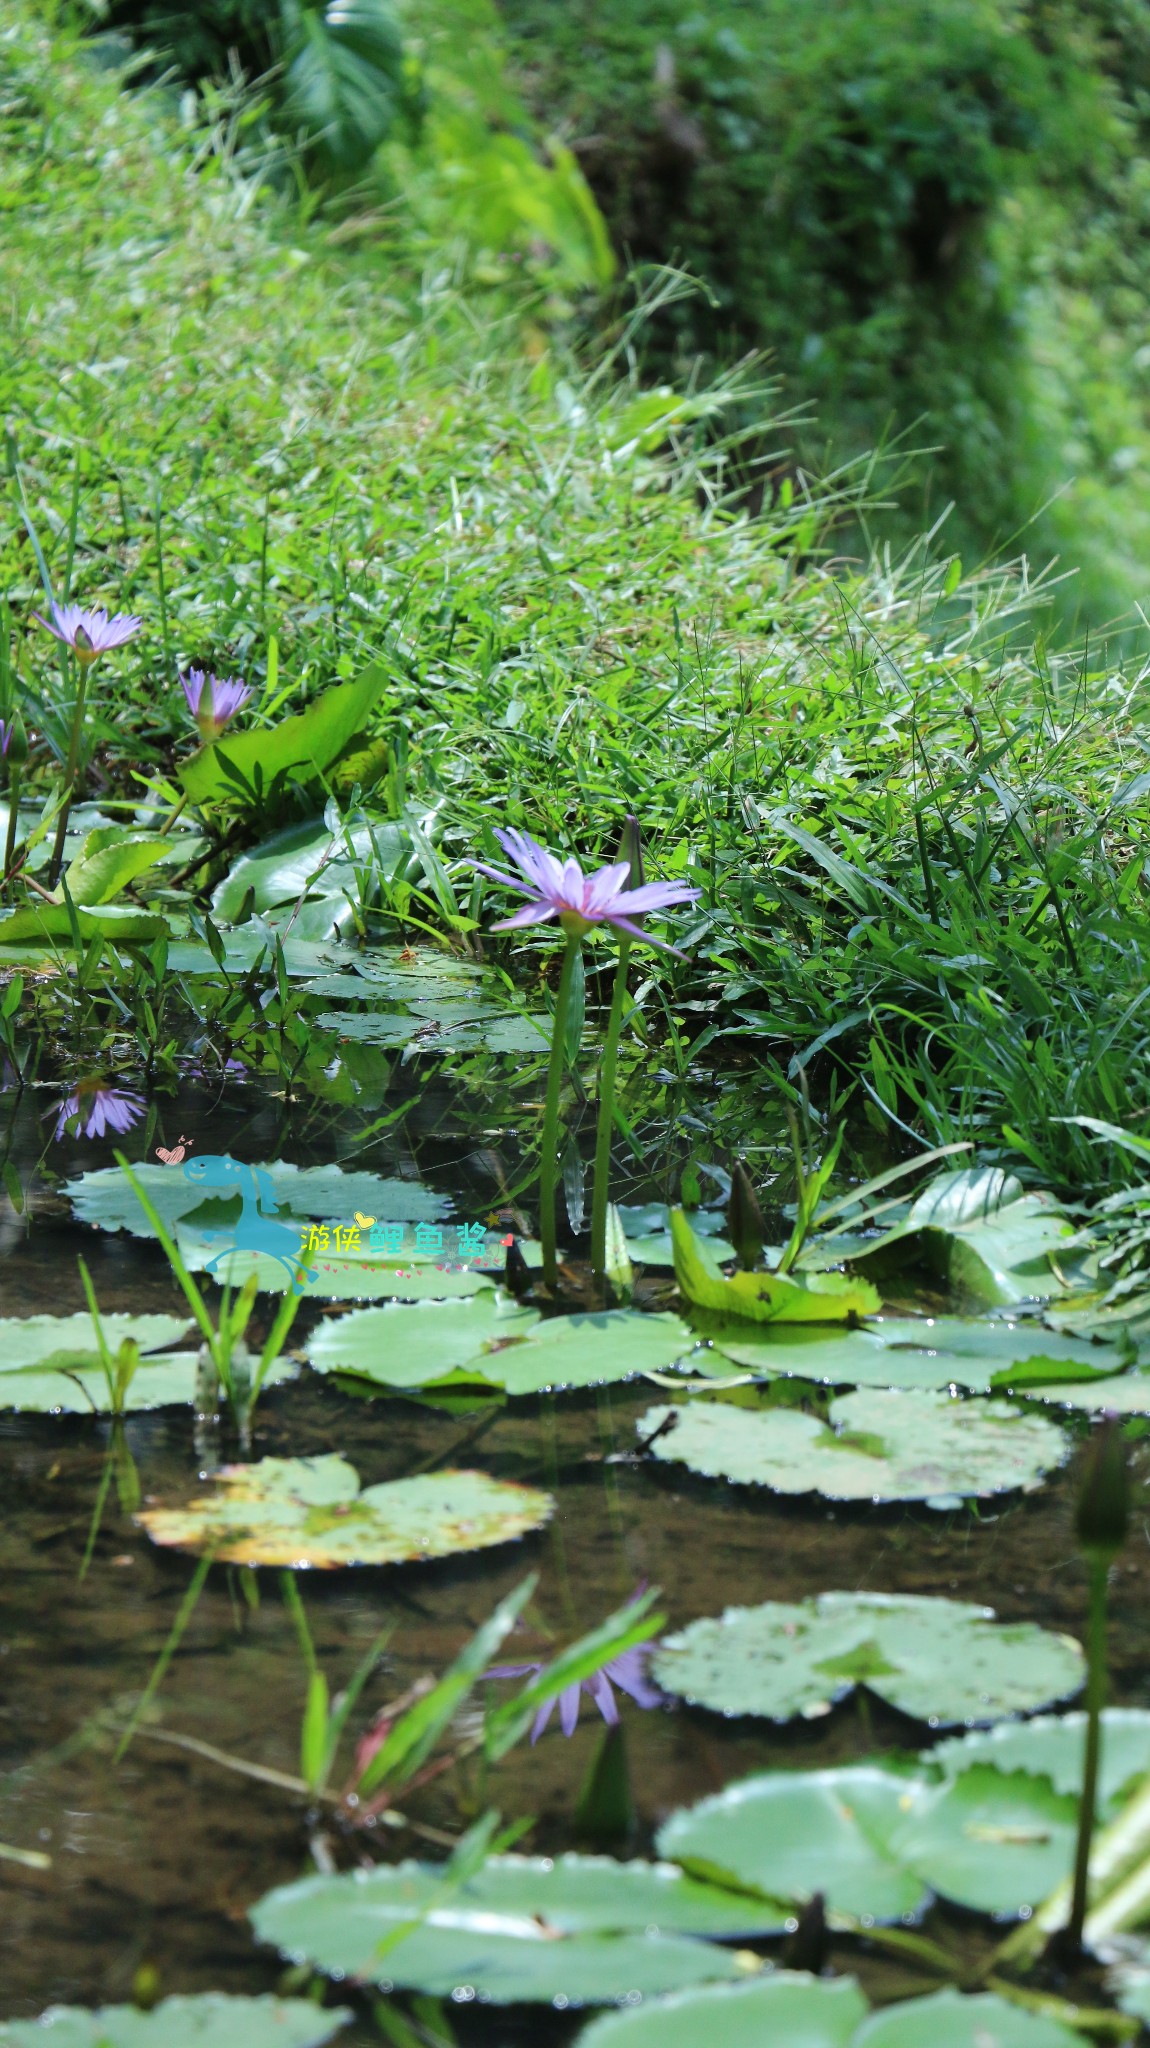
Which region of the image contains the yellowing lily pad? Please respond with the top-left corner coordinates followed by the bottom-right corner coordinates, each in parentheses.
top-left (637, 1388), bottom-right (1066, 1504)
top-left (135, 1454), bottom-right (553, 1568)
top-left (672, 1211), bottom-right (879, 1325)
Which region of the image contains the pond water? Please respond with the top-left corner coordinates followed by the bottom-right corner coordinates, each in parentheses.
top-left (0, 1074), bottom-right (1145, 2038)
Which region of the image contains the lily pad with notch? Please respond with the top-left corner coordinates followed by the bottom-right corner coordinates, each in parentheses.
top-left (637, 1388), bottom-right (1067, 1504)
top-left (250, 1853), bottom-right (776, 2005)
top-left (653, 1592), bottom-right (1084, 1727)
top-left (0, 1998), bottom-right (352, 2048)
top-left (65, 1160), bottom-right (450, 1239)
top-left (932, 1709), bottom-right (1150, 1813)
top-left (315, 1008), bottom-right (551, 1056)
top-left (134, 1454), bottom-right (553, 1568)
top-left (308, 1304), bottom-right (695, 1394)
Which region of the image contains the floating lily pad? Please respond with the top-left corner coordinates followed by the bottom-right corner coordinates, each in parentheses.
top-left (0, 1312), bottom-right (189, 1371)
top-left (65, 1160), bottom-right (449, 1239)
top-left (212, 814), bottom-right (409, 928)
top-left (0, 1312), bottom-right (293, 1413)
top-left (179, 1228), bottom-right (500, 1300)
top-left (851, 1988), bottom-right (1084, 2047)
top-left (617, 1205), bottom-right (734, 1269)
top-left (250, 1854), bottom-right (772, 2005)
top-left (637, 1388), bottom-right (1066, 1504)
top-left (1014, 1373), bottom-right (1150, 1413)
top-left (659, 1761), bottom-right (1079, 1920)
top-left (845, 1169), bottom-right (1071, 1308)
top-left (708, 1318), bottom-right (1127, 1394)
top-left (672, 1211), bottom-right (880, 1324)
top-left (657, 1765), bottom-right (926, 1922)
top-left (134, 1454), bottom-right (553, 1568)
top-left (933, 1709), bottom-right (1150, 1814)
top-left (653, 1593), bottom-right (1083, 1727)
top-left (309, 1304), bottom-right (694, 1394)
top-left (315, 1009), bottom-right (550, 1055)
top-left (308, 1292), bottom-right (541, 1387)
top-left (0, 1997), bottom-right (351, 2048)
top-left (575, 1973), bottom-right (870, 2048)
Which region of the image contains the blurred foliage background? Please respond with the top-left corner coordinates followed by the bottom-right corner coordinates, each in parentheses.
top-left (77, 0), bottom-right (1150, 639)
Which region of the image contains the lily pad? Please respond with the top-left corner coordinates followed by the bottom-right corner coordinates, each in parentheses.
top-left (637, 1388), bottom-right (1066, 1504)
top-left (657, 1764), bottom-right (927, 1922)
top-left (0, 1998), bottom-right (351, 2048)
top-left (64, 1160), bottom-right (449, 1239)
top-left (309, 1304), bottom-right (695, 1394)
top-left (933, 1710), bottom-right (1150, 1814)
top-left (653, 1593), bottom-right (1084, 1727)
top-left (575, 1973), bottom-right (870, 2048)
top-left (308, 1292), bottom-right (541, 1387)
top-left (315, 1009), bottom-right (550, 1056)
top-left (250, 1853), bottom-right (773, 2005)
top-left (708, 1318), bottom-right (1127, 1394)
top-left (617, 1205), bottom-right (734, 1268)
top-left (846, 1169), bottom-right (1071, 1308)
top-left (672, 1211), bottom-right (880, 1324)
top-left (134, 1454), bottom-right (553, 1568)
top-left (851, 1989), bottom-right (1084, 2047)
top-left (1014, 1372), bottom-right (1150, 1413)
top-left (212, 814), bottom-right (409, 927)
top-left (659, 1761), bottom-right (1079, 1920)
top-left (0, 1312), bottom-right (189, 1370)
top-left (179, 1230), bottom-right (499, 1300)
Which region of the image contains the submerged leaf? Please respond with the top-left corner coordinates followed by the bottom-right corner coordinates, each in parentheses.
top-left (672, 1210), bottom-right (880, 1325)
top-left (250, 1853), bottom-right (773, 2004)
top-left (654, 1593), bottom-right (1083, 1727)
top-left (638, 1388), bottom-right (1066, 1504)
top-left (135, 1454), bottom-right (552, 1568)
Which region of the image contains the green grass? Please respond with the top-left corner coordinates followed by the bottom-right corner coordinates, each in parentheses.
top-left (4, 5), bottom-right (1150, 1196)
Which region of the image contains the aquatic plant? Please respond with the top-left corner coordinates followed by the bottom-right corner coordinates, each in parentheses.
top-left (1065, 1415), bottom-right (1130, 1954)
top-left (53, 1080), bottom-right (145, 1141)
top-left (33, 602), bottom-right (142, 660)
top-left (488, 1641), bottom-right (663, 1741)
top-left (181, 668), bottom-right (252, 742)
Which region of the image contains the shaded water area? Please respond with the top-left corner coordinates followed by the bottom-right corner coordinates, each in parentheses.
top-left (1, 1075), bottom-right (1147, 2037)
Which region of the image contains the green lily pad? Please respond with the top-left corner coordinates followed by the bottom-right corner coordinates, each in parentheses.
top-left (315, 1009), bottom-right (550, 1055)
top-left (179, 1229), bottom-right (500, 1300)
top-left (673, 1210), bottom-right (880, 1324)
top-left (575, 1973), bottom-right (870, 2048)
top-left (212, 814), bottom-right (409, 926)
top-left (134, 1454), bottom-right (553, 1568)
top-left (617, 1205), bottom-right (734, 1268)
top-left (932, 1710), bottom-right (1150, 1815)
top-left (250, 1854), bottom-right (772, 2005)
top-left (851, 1989), bottom-right (1084, 2047)
top-left (846, 1169), bottom-right (1071, 1308)
top-left (657, 1764), bottom-right (927, 1922)
top-left (65, 1160), bottom-right (449, 1239)
top-left (0, 1312), bottom-right (189, 1370)
top-left (637, 1388), bottom-right (1066, 1504)
top-left (653, 1593), bottom-right (1083, 1727)
top-left (0, 1998), bottom-right (351, 2048)
top-left (709, 1318), bottom-right (1127, 1394)
top-left (660, 1761), bottom-right (1079, 1921)
top-left (308, 1292), bottom-right (541, 1387)
top-left (1014, 1372), bottom-right (1150, 1413)
top-left (308, 1305), bottom-right (694, 1394)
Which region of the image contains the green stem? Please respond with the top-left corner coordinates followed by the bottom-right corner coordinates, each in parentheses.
top-left (3, 765), bottom-right (20, 885)
top-left (1067, 1553), bottom-right (1110, 1950)
top-left (540, 933), bottom-right (581, 1289)
top-left (590, 937), bottom-right (631, 1283)
top-left (49, 656), bottom-right (95, 885)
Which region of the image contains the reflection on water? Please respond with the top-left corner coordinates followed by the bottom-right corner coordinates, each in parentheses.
top-left (0, 1077), bottom-right (1142, 2036)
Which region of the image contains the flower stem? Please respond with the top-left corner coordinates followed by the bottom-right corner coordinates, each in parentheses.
top-left (540, 933), bottom-right (581, 1288)
top-left (49, 657), bottom-right (93, 885)
top-left (2, 766), bottom-right (20, 886)
top-left (590, 937), bottom-right (631, 1284)
top-left (1066, 1553), bottom-right (1110, 1951)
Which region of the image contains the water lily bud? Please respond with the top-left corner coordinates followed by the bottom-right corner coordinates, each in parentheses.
top-left (2, 709), bottom-right (28, 765)
top-left (617, 813), bottom-right (644, 891)
top-left (727, 1157), bottom-right (765, 1271)
top-left (504, 1237), bottom-right (533, 1300)
top-left (1076, 1415), bottom-right (1129, 1562)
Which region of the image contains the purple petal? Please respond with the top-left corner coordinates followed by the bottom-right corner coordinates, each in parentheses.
top-left (490, 903), bottom-right (559, 931)
top-left (530, 1698), bottom-right (555, 1744)
top-left (485, 1662), bottom-right (543, 1680)
top-left (581, 861), bottom-right (632, 916)
top-left (474, 861), bottom-right (534, 895)
top-left (558, 1682), bottom-right (583, 1738)
top-left (604, 913), bottom-right (683, 954)
top-left (604, 1649), bottom-right (665, 1710)
top-left (611, 881), bottom-right (703, 914)
top-left (586, 1668), bottom-right (620, 1726)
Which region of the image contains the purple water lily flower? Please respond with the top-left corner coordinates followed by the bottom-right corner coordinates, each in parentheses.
top-left (488, 1642), bottom-right (665, 1742)
top-left (181, 669), bottom-right (252, 742)
top-left (477, 827), bottom-right (701, 954)
top-left (53, 1082), bottom-right (145, 1142)
top-left (34, 603), bottom-right (141, 664)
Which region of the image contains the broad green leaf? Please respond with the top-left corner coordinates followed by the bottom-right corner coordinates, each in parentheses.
top-left (181, 1230), bottom-right (499, 1300)
top-left (638, 1387), bottom-right (1065, 1504)
top-left (933, 1710), bottom-right (1150, 1817)
top-left (491, 1311), bottom-right (695, 1395)
top-left (658, 1765), bottom-right (926, 1922)
top-left (848, 1169), bottom-right (1071, 1307)
top-left (1014, 1371), bottom-right (1150, 1413)
top-left (308, 1293), bottom-right (540, 1387)
top-left (212, 814), bottom-right (409, 925)
top-left (653, 1593), bottom-right (1083, 1727)
top-left (672, 1210), bottom-right (880, 1324)
top-left (62, 831), bottom-right (172, 906)
top-left (617, 1204), bottom-right (733, 1267)
top-left (250, 1854), bottom-right (772, 2004)
top-left (0, 1312), bottom-right (189, 1369)
top-left (851, 1989), bottom-right (1084, 2047)
top-left (0, 903), bottom-right (168, 945)
top-left (179, 664), bottom-right (390, 804)
top-left (576, 1973), bottom-right (870, 2048)
top-left (709, 1316), bottom-right (1128, 1393)
top-left (0, 1997), bottom-right (351, 2048)
top-left (134, 1454), bottom-right (552, 1567)
top-left (284, 0), bottom-right (404, 170)
top-left (64, 1160), bottom-right (449, 1238)
top-left (315, 1009), bottom-right (550, 1055)
top-left (890, 1765), bottom-right (1077, 1915)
